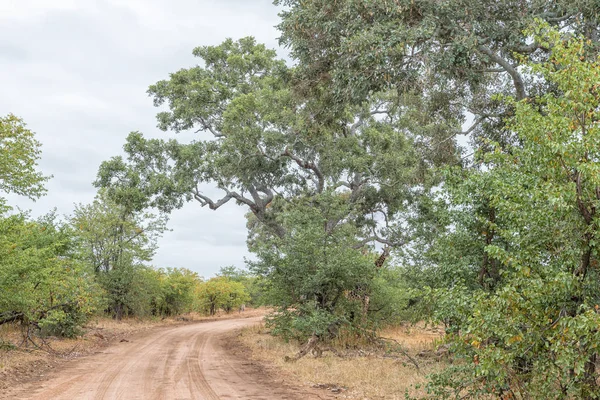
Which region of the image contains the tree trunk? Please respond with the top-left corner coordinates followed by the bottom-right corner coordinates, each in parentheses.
top-left (114, 303), bottom-right (124, 320)
top-left (361, 295), bottom-right (370, 325)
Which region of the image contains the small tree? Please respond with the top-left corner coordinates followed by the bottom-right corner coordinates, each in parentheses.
top-left (195, 277), bottom-right (249, 316)
top-left (72, 190), bottom-right (166, 319)
top-left (217, 265), bottom-right (264, 307)
top-left (0, 212), bottom-right (103, 339)
top-left (154, 268), bottom-right (200, 316)
top-left (250, 196), bottom-right (381, 341)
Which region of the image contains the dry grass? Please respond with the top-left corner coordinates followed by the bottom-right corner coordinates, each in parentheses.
top-left (380, 323), bottom-right (445, 353)
top-left (0, 321), bottom-right (93, 389)
top-left (84, 307), bottom-right (268, 334)
top-left (237, 322), bottom-right (447, 399)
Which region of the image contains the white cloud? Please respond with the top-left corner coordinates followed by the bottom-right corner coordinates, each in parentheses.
top-left (0, 0), bottom-right (82, 21)
top-left (0, 0), bottom-right (281, 277)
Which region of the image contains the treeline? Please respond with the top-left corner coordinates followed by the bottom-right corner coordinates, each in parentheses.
top-left (0, 206), bottom-right (255, 340)
top-left (4, 1), bottom-right (600, 397)
top-left (92, 2), bottom-right (600, 398)
top-left (0, 117), bottom-right (254, 341)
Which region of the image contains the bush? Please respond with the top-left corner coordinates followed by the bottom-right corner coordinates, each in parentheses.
top-left (195, 277), bottom-right (250, 315)
top-left (0, 212), bottom-right (104, 338)
top-left (250, 199), bottom-right (382, 342)
top-left (154, 267), bottom-right (199, 316)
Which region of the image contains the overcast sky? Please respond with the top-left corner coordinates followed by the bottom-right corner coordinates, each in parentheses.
top-left (0, 0), bottom-right (284, 278)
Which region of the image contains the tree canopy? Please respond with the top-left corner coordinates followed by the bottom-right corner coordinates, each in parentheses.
top-left (0, 114), bottom-right (49, 201)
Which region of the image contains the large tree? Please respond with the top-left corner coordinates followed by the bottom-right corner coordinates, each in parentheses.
top-left (423, 27), bottom-right (600, 399)
top-left (95, 37), bottom-right (457, 338)
top-left (96, 37), bottom-right (453, 250)
top-left (276, 0), bottom-right (599, 133)
top-left (274, 0), bottom-right (600, 296)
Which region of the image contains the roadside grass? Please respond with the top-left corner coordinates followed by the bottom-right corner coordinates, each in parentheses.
top-left (237, 322), bottom-right (446, 399)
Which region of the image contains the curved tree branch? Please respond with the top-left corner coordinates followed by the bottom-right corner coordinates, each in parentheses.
top-left (282, 148), bottom-right (325, 193)
top-left (477, 45), bottom-right (526, 100)
top-left (193, 186), bottom-right (285, 238)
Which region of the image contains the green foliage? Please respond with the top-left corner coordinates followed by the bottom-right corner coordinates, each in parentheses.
top-left (195, 277), bottom-right (250, 316)
top-left (94, 264), bottom-right (154, 318)
top-left (276, 0), bottom-right (600, 144)
top-left (368, 268), bottom-right (415, 327)
top-left (250, 195), bottom-right (385, 341)
top-left (0, 114), bottom-right (49, 201)
top-left (424, 27), bottom-right (600, 398)
top-left (217, 266), bottom-right (264, 306)
top-left (72, 190), bottom-right (166, 273)
top-left (268, 307), bottom-right (339, 341)
top-left (154, 267), bottom-right (200, 316)
top-left (72, 190), bottom-right (167, 319)
top-left (0, 212), bottom-right (104, 338)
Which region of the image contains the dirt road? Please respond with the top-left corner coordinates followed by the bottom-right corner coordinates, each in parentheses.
top-left (2, 317), bottom-right (326, 400)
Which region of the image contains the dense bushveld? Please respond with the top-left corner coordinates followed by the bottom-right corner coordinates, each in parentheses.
top-left (0, 141), bottom-right (255, 341)
top-left (3, 1), bottom-right (600, 398)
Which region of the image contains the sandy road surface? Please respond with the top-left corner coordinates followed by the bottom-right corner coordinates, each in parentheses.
top-left (2, 317), bottom-right (326, 400)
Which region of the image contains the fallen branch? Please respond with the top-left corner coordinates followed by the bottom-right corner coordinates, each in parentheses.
top-left (378, 337), bottom-right (421, 371)
top-left (0, 312), bottom-right (24, 326)
top-left (285, 334), bottom-right (320, 362)
top-left (417, 344), bottom-right (450, 361)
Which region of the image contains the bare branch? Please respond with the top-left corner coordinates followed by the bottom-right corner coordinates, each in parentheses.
top-left (536, 11), bottom-right (573, 23)
top-left (477, 45), bottom-right (526, 100)
top-left (282, 148), bottom-right (324, 193)
top-left (248, 185), bottom-right (275, 209)
top-left (433, 116), bottom-right (487, 149)
top-left (353, 234), bottom-right (404, 249)
top-left (352, 236), bottom-right (379, 249)
top-left (195, 117), bottom-right (224, 138)
top-left (193, 191), bottom-right (236, 210)
top-left (193, 185), bottom-right (285, 238)
top-left (0, 312), bottom-right (23, 326)
top-left (193, 186), bottom-right (256, 210)
top-left (509, 42), bottom-right (543, 54)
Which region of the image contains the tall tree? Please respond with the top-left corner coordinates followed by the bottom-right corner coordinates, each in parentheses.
top-left (276, 0), bottom-right (599, 141)
top-left (95, 37), bottom-right (457, 338)
top-left (425, 27), bottom-right (600, 399)
top-left (96, 38), bottom-right (454, 251)
top-left (72, 190), bottom-right (167, 319)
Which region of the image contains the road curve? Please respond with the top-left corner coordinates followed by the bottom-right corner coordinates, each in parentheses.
top-left (3, 317), bottom-right (323, 400)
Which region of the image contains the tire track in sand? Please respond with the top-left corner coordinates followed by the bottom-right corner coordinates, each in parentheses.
top-left (1, 317), bottom-right (327, 400)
